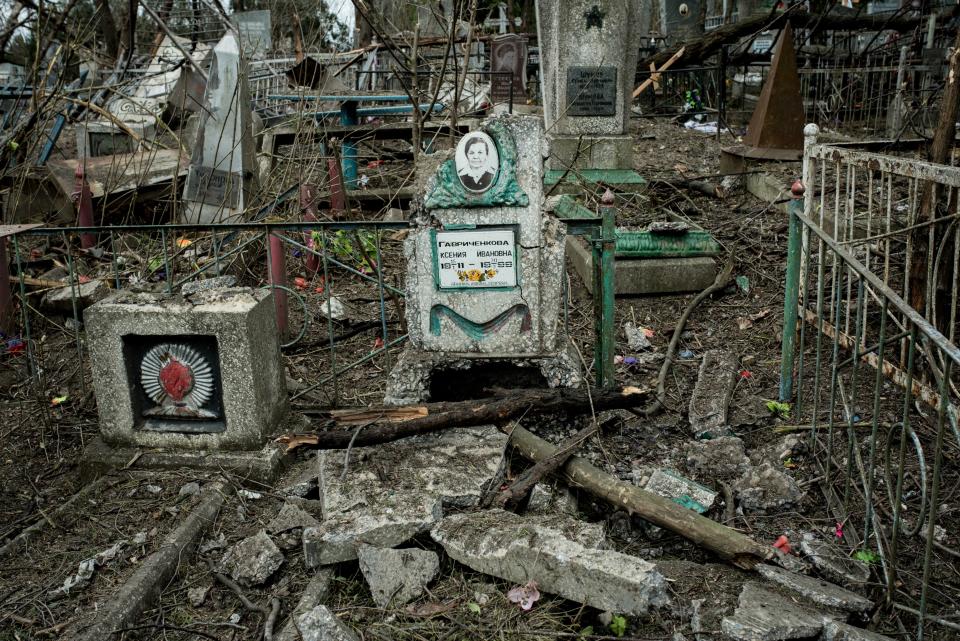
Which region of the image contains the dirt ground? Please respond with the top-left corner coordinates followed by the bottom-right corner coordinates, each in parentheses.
top-left (0, 117), bottom-right (953, 640)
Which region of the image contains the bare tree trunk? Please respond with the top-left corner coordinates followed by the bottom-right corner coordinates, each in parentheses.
top-left (355, 0), bottom-right (374, 48)
top-left (907, 29), bottom-right (960, 328)
top-left (95, 0), bottom-right (120, 60)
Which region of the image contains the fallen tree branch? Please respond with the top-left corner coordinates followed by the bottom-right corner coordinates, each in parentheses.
top-left (507, 425), bottom-right (772, 569)
top-left (650, 179), bottom-right (725, 199)
top-left (276, 386), bottom-right (650, 452)
top-left (640, 254), bottom-right (735, 416)
top-left (493, 421), bottom-right (597, 508)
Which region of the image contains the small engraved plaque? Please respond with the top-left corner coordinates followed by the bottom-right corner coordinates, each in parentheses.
top-left (184, 167), bottom-right (242, 209)
top-left (565, 66), bottom-right (617, 116)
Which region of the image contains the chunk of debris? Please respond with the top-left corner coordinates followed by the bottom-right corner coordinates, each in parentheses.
top-left (318, 296), bottom-right (347, 321)
top-left (685, 436), bottom-right (752, 479)
top-left (755, 564), bottom-right (872, 613)
top-left (735, 462), bottom-right (803, 513)
top-left (799, 536), bottom-right (870, 586)
top-left (268, 501), bottom-right (321, 534)
top-left (179, 481), bottom-right (201, 497)
top-left (527, 482), bottom-right (579, 517)
top-left (822, 621), bottom-right (897, 641)
top-left (357, 545), bottom-right (440, 608)
top-left (644, 469), bottom-right (717, 514)
top-left (297, 605), bottom-right (359, 641)
top-left (217, 530), bottom-right (284, 586)
top-left (721, 582), bottom-right (825, 641)
top-left (624, 321), bottom-right (653, 350)
top-left (49, 558), bottom-right (96, 599)
top-left (41, 279), bottom-right (110, 314)
top-left (275, 569), bottom-right (335, 641)
top-left (188, 586), bottom-right (209, 607)
top-left (687, 350), bottom-right (739, 437)
top-left (303, 426), bottom-right (507, 566)
top-left (181, 276), bottom-right (238, 295)
top-left (431, 509), bottom-right (668, 616)
top-left (199, 531), bottom-right (227, 553)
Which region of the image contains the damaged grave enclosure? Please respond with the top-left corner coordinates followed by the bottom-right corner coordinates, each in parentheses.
top-left (6, 0), bottom-right (960, 639)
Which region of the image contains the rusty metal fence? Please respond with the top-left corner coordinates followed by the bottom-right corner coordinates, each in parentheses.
top-left (779, 125), bottom-right (960, 638)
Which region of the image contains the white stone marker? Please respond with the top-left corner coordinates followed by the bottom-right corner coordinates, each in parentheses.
top-left (181, 33), bottom-right (260, 223)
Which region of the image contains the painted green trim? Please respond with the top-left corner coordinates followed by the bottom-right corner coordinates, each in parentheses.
top-left (424, 120), bottom-right (529, 209)
top-left (779, 199), bottom-right (803, 401)
top-left (551, 194), bottom-right (598, 221)
top-left (614, 229), bottom-right (721, 258)
top-left (430, 303), bottom-right (531, 339)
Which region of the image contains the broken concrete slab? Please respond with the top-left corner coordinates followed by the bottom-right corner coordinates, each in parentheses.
top-left (685, 436), bottom-right (752, 480)
top-left (303, 426), bottom-right (507, 566)
top-left (721, 582), bottom-right (825, 641)
top-left (268, 501), bottom-right (320, 534)
top-left (735, 462), bottom-right (803, 513)
top-left (217, 530), bottom-right (284, 586)
top-left (821, 621), bottom-right (896, 641)
top-left (688, 350), bottom-right (739, 437)
top-left (297, 605), bottom-right (359, 641)
top-left (357, 545), bottom-right (440, 608)
top-left (431, 509), bottom-right (668, 616)
top-left (799, 536), bottom-right (871, 586)
top-left (41, 280), bottom-right (109, 314)
top-left (644, 468), bottom-right (717, 514)
top-left (275, 569), bottom-right (334, 641)
top-left (754, 564), bottom-right (872, 613)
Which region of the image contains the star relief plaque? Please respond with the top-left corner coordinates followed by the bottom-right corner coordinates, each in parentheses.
top-left (424, 119), bottom-right (529, 209)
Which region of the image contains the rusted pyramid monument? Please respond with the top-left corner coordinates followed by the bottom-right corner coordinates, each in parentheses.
top-left (736, 23), bottom-right (805, 160)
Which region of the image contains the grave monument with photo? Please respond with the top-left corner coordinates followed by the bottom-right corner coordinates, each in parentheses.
top-left (384, 115), bottom-right (581, 404)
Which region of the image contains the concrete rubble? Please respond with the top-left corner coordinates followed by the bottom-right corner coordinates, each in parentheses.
top-left (216, 530), bottom-right (284, 586)
top-left (799, 536), bottom-right (871, 586)
top-left (431, 509), bottom-right (669, 616)
top-left (688, 350), bottom-right (739, 437)
top-left (644, 468), bottom-right (717, 514)
top-left (685, 436), bottom-right (753, 479)
top-left (734, 462), bottom-right (804, 512)
top-left (754, 564), bottom-right (873, 614)
top-left (297, 605), bottom-right (359, 641)
top-left (303, 426), bottom-right (507, 565)
top-left (721, 582), bottom-right (826, 641)
top-left (357, 545), bottom-right (440, 608)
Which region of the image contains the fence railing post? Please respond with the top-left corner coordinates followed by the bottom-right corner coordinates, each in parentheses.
top-left (267, 228), bottom-right (289, 338)
top-left (593, 189), bottom-right (616, 388)
top-left (779, 123), bottom-right (819, 401)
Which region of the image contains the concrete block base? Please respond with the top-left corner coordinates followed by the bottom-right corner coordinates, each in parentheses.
top-left (81, 436), bottom-right (284, 484)
top-left (549, 135), bottom-right (633, 171)
top-left (566, 236), bottom-right (716, 295)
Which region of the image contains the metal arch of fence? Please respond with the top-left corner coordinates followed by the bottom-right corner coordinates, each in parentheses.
top-left (779, 125), bottom-right (960, 639)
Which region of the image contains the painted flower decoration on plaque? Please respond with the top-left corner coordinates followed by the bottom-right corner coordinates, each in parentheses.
top-left (140, 343), bottom-right (218, 418)
top-left (455, 132), bottom-right (499, 193)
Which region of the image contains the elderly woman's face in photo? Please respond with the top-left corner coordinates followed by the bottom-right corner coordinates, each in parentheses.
top-left (466, 140), bottom-right (488, 169)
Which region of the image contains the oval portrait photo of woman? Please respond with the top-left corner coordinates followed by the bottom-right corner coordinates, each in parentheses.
top-left (455, 131), bottom-right (499, 193)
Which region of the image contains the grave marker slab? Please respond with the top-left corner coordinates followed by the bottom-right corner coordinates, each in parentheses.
top-left (536, 0), bottom-right (641, 170)
top-left (82, 287), bottom-right (287, 480)
top-left (385, 115), bottom-right (580, 404)
top-left (490, 34), bottom-right (528, 104)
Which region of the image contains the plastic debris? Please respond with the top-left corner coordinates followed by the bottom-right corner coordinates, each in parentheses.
top-left (507, 580), bottom-right (541, 611)
top-left (773, 535), bottom-right (792, 554)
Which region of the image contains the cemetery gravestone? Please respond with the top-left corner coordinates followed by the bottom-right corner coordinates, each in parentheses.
top-left (490, 34), bottom-right (528, 105)
top-left (385, 115), bottom-right (581, 405)
top-left (233, 11), bottom-right (272, 57)
top-left (82, 288), bottom-right (287, 480)
top-left (181, 33), bottom-right (260, 223)
top-left (536, 0), bottom-right (641, 170)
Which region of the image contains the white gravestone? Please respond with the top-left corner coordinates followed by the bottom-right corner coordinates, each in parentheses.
top-left (385, 116), bottom-right (581, 405)
top-left (181, 33), bottom-right (260, 223)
